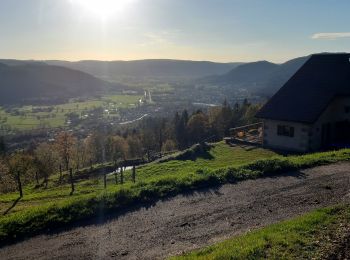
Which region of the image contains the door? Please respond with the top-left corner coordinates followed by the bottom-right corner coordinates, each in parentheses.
top-left (335, 120), bottom-right (350, 145)
top-left (321, 123), bottom-right (331, 148)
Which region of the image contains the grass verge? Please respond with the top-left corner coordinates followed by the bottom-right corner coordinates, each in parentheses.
top-left (0, 148), bottom-right (350, 244)
top-left (171, 204), bottom-right (350, 259)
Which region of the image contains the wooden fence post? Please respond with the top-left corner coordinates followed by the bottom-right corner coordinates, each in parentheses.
top-left (120, 167), bottom-right (124, 184)
top-left (132, 165), bottom-right (136, 183)
top-left (115, 167), bottom-right (118, 185)
top-left (104, 172), bottom-right (107, 189)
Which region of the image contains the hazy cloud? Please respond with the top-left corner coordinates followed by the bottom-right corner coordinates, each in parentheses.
top-left (139, 30), bottom-right (181, 46)
top-left (311, 32), bottom-right (350, 40)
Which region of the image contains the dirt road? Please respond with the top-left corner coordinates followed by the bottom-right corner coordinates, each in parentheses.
top-left (1, 163), bottom-right (350, 260)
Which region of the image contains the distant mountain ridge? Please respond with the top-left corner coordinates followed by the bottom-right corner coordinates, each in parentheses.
top-left (0, 55), bottom-right (314, 105)
top-left (0, 63), bottom-right (115, 104)
top-left (202, 60), bottom-right (278, 84)
top-left (45, 59), bottom-right (243, 82)
top-left (199, 56), bottom-right (309, 95)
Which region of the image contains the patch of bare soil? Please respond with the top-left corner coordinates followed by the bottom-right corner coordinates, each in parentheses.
top-left (317, 219), bottom-right (350, 260)
top-left (1, 163), bottom-right (350, 260)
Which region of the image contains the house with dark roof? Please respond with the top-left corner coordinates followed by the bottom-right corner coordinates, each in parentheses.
top-left (256, 53), bottom-right (350, 152)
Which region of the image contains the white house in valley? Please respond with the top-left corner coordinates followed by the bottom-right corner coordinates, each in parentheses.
top-left (256, 53), bottom-right (350, 152)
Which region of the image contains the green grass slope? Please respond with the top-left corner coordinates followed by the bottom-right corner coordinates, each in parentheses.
top-left (0, 142), bottom-right (350, 244)
top-left (172, 204), bottom-right (350, 260)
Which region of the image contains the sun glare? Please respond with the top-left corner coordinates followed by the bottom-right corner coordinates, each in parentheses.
top-left (71, 0), bottom-right (134, 19)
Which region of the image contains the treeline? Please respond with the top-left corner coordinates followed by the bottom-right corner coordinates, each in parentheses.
top-left (0, 100), bottom-right (261, 196)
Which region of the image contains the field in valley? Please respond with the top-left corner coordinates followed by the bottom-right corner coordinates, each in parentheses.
top-left (0, 94), bottom-right (142, 132)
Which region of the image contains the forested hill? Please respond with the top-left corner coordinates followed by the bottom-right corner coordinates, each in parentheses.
top-left (199, 56), bottom-right (309, 95)
top-left (46, 59), bottom-right (243, 82)
top-left (0, 63), bottom-right (117, 104)
top-left (202, 61), bottom-right (279, 86)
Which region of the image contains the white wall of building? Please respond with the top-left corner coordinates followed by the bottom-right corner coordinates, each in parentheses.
top-left (262, 96), bottom-right (350, 152)
top-left (263, 119), bottom-right (311, 152)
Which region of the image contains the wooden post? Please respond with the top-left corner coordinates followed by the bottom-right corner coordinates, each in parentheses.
top-left (120, 167), bottom-right (124, 184)
top-left (115, 167), bottom-right (118, 185)
top-left (132, 165), bottom-right (136, 183)
top-left (69, 168), bottom-right (74, 195)
top-left (104, 172), bottom-right (107, 189)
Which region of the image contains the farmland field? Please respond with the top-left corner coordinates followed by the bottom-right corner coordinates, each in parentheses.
top-left (0, 94), bottom-right (142, 132)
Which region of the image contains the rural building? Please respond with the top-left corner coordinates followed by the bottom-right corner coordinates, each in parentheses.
top-left (256, 53), bottom-right (350, 152)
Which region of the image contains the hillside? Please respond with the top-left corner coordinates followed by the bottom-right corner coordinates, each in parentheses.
top-left (1, 145), bottom-right (350, 258)
top-left (200, 56), bottom-right (309, 95)
top-left (46, 59), bottom-right (243, 83)
top-left (201, 60), bottom-right (278, 87)
top-left (0, 56), bottom-right (310, 104)
top-left (0, 63), bottom-right (119, 104)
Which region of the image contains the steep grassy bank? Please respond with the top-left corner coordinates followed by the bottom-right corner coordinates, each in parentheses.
top-left (0, 144), bottom-right (350, 244)
top-left (0, 143), bottom-right (275, 215)
top-left (172, 204), bottom-right (350, 259)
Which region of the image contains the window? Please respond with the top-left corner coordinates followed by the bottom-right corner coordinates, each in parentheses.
top-left (277, 125), bottom-right (294, 137)
top-left (345, 106), bottom-right (350, 114)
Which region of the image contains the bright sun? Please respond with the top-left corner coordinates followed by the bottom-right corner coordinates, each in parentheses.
top-left (72, 0), bottom-right (134, 19)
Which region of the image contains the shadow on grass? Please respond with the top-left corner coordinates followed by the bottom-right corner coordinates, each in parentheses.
top-left (176, 144), bottom-right (215, 161)
top-left (2, 197), bottom-right (21, 216)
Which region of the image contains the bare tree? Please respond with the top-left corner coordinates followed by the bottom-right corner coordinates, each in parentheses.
top-left (55, 131), bottom-right (76, 171)
top-left (34, 142), bottom-right (59, 188)
top-left (7, 152), bottom-right (33, 197)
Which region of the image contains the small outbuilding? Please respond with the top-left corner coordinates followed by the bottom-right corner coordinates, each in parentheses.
top-left (256, 53), bottom-right (350, 152)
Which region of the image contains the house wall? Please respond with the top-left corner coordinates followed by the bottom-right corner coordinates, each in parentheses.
top-left (262, 96), bottom-right (350, 152)
top-left (310, 96), bottom-right (350, 150)
top-left (262, 119), bottom-right (311, 152)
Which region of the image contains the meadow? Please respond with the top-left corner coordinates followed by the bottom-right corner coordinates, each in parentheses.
top-left (172, 204), bottom-right (350, 259)
top-left (0, 94), bottom-right (142, 132)
top-left (0, 143), bottom-right (277, 216)
top-left (0, 142), bottom-right (350, 243)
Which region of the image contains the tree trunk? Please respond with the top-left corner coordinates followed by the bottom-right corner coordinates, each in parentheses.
top-left (59, 164), bottom-right (62, 182)
top-left (35, 171), bottom-right (39, 185)
top-left (44, 176), bottom-right (48, 189)
top-left (76, 156), bottom-right (80, 171)
top-left (65, 158), bottom-right (69, 172)
top-left (69, 168), bottom-right (74, 195)
top-left (17, 173), bottom-right (23, 198)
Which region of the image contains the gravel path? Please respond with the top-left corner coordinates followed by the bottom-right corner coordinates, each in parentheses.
top-left (1, 163), bottom-right (350, 260)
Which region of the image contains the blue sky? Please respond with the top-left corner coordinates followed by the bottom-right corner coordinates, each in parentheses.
top-left (0, 0), bottom-right (349, 62)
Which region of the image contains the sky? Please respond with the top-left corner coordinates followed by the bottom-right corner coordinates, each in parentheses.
top-left (0, 0), bottom-right (350, 63)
